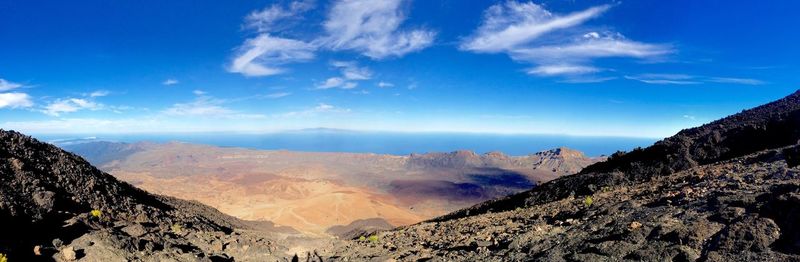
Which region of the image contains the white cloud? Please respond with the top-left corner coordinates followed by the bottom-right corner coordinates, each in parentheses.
top-left (265, 92), bottom-right (291, 98)
top-left (277, 103), bottom-right (351, 118)
top-left (43, 98), bottom-right (102, 116)
top-left (625, 74), bottom-right (764, 85)
top-left (558, 76), bottom-right (617, 84)
top-left (332, 60), bottom-right (372, 80)
top-left (245, 0), bottom-right (314, 33)
top-left (461, 2), bottom-right (609, 53)
top-left (0, 93), bottom-right (33, 109)
top-left (314, 78), bottom-right (357, 90)
top-left (315, 103), bottom-right (335, 111)
top-left (89, 90), bottom-right (110, 97)
top-left (316, 77), bottom-right (346, 89)
top-left (527, 64), bottom-right (600, 76)
top-left (228, 34), bottom-right (316, 77)
top-left (228, 1), bottom-right (317, 77)
top-left (460, 2), bottom-right (671, 78)
top-left (163, 96), bottom-right (265, 119)
top-left (377, 81), bottom-right (394, 88)
top-left (164, 98), bottom-right (231, 116)
top-left (317, 61), bottom-right (370, 89)
top-left (162, 79), bottom-right (179, 86)
top-left (509, 34), bottom-right (671, 63)
top-left (0, 78), bottom-right (23, 91)
top-left (321, 0), bottom-right (435, 59)
top-left (682, 115), bottom-right (696, 120)
top-left (707, 77), bottom-right (766, 85)
top-left (229, 0), bottom-right (432, 78)
top-left (624, 74), bottom-right (700, 85)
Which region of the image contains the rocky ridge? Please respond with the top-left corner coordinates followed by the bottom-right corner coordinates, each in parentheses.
top-left (0, 130), bottom-right (286, 261)
top-left (325, 90), bottom-right (800, 261)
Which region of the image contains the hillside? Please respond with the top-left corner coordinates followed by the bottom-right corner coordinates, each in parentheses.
top-left (326, 90), bottom-right (800, 261)
top-left (0, 130), bottom-right (288, 261)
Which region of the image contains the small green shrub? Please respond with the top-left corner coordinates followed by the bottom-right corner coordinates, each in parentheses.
top-left (358, 236), bottom-right (366, 241)
top-left (171, 224), bottom-right (183, 234)
top-left (90, 209), bottom-right (102, 218)
top-left (367, 235), bottom-right (379, 243)
top-left (584, 196), bottom-right (594, 207)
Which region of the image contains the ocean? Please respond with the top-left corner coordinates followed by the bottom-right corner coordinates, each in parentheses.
top-left (37, 130), bottom-right (658, 157)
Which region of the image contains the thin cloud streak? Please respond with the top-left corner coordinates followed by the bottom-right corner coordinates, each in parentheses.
top-left (461, 1), bottom-right (671, 79)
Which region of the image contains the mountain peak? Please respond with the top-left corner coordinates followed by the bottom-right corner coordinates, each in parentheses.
top-left (536, 147), bottom-right (585, 158)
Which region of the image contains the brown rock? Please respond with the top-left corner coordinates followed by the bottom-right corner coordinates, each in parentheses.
top-left (62, 246), bottom-right (77, 261)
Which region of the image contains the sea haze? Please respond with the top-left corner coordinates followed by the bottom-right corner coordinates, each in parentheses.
top-left (37, 130), bottom-right (656, 157)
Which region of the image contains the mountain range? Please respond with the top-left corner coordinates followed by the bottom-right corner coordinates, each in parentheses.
top-left (1, 90), bottom-right (800, 261)
top-left (61, 142), bottom-right (601, 236)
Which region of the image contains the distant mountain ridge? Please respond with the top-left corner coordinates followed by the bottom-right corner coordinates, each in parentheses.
top-left (329, 90), bottom-right (800, 261)
top-left (407, 147), bottom-right (602, 176)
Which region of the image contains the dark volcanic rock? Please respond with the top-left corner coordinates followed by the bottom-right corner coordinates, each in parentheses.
top-left (326, 218), bottom-right (395, 239)
top-left (325, 90), bottom-right (800, 261)
top-left (0, 130), bottom-right (282, 261)
top-left (439, 90), bottom-right (800, 221)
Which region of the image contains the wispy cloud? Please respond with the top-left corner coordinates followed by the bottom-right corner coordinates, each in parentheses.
top-left (461, 2), bottom-right (671, 78)
top-left (624, 74), bottom-right (701, 85)
top-left (0, 78), bottom-right (24, 91)
top-left (320, 0), bottom-right (435, 59)
top-left (162, 79), bottom-right (179, 86)
top-left (89, 90), bottom-right (110, 97)
top-left (461, 3), bottom-right (609, 53)
top-left (229, 0), bottom-right (434, 77)
top-left (510, 33), bottom-right (671, 64)
top-left (527, 64), bottom-right (600, 76)
top-left (229, 34), bottom-right (316, 77)
top-left (244, 0), bottom-right (314, 33)
top-left (377, 81), bottom-right (394, 88)
top-left (163, 95), bottom-right (265, 119)
top-left (276, 103), bottom-right (351, 118)
top-left (0, 78), bottom-right (32, 109)
top-left (228, 1), bottom-right (318, 77)
top-left (317, 61), bottom-right (371, 89)
top-left (707, 77), bottom-right (766, 85)
top-left (558, 76), bottom-right (618, 84)
top-left (626, 74), bottom-right (765, 85)
top-left (332, 60), bottom-right (372, 80)
top-left (43, 98), bottom-right (102, 116)
top-left (265, 92), bottom-right (291, 99)
top-left (0, 93), bottom-right (33, 109)
top-left (317, 77), bottom-right (347, 89)
top-left (682, 115), bottom-right (696, 120)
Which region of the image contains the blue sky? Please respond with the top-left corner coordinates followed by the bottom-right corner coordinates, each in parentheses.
top-left (0, 0), bottom-right (798, 138)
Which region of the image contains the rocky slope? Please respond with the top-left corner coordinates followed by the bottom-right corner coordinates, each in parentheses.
top-left (326, 90), bottom-right (800, 261)
top-left (0, 130), bottom-right (286, 261)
